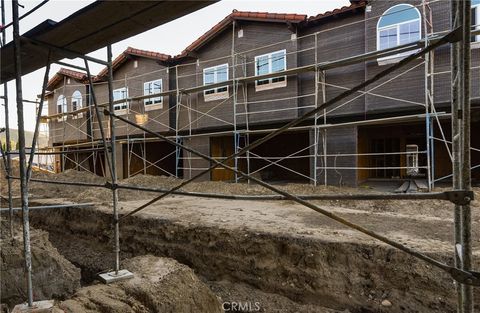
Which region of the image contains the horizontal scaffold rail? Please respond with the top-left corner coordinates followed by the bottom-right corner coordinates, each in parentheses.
top-left (39, 29), bottom-right (461, 120)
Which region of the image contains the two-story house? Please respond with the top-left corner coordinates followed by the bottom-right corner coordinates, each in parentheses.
top-left (43, 0), bottom-right (480, 187)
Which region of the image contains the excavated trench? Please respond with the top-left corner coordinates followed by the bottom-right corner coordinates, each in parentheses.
top-left (25, 203), bottom-right (479, 313)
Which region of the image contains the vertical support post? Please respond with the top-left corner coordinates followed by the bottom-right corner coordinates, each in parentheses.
top-left (231, 21), bottom-right (239, 182)
top-left (461, 1), bottom-right (472, 311)
top-left (1, 0), bottom-right (14, 239)
top-left (175, 65), bottom-right (181, 178)
top-left (451, 1), bottom-right (473, 312)
top-left (423, 0), bottom-right (434, 191)
top-left (12, 0), bottom-right (34, 306)
top-left (106, 45), bottom-right (120, 274)
top-left (313, 34), bottom-right (318, 186)
top-left (321, 71), bottom-right (327, 187)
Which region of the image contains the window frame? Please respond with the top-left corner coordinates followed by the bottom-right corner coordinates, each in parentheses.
top-left (71, 90), bottom-right (83, 119)
top-left (143, 79), bottom-right (163, 111)
top-left (254, 49), bottom-right (287, 91)
top-left (113, 87), bottom-right (129, 115)
top-left (56, 94), bottom-right (67, 121)
top-left (473, 1), bottom-right (480, 44)
top-left (202, 63), bottom-right (229, 102)
top-left (376, 4), bottom-right (422, 64)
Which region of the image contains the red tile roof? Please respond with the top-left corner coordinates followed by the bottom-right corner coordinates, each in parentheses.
top-left (308, 1), bottom-right (366, 23)
top-left (46, 68), bottom-right (86, 90)
top-left (46, 3), bottom-right (367, 89)
top-left (96, 47), bottom-right (171, 80)
top-left (179, 10), bottom-right (308, 57)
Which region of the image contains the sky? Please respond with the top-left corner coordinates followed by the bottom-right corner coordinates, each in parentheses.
top-left (0, 0), bottom-right (349, 132)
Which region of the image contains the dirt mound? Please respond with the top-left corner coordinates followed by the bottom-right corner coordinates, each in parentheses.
top-left (0, 219), bottom-right (81, 309)
top-left (55, 255), bottom-right (223, 313)
top-left (208, 280), bottom-right (343, 313)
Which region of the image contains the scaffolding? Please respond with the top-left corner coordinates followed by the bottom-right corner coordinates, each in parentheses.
top-left (0, 0), bottom-right (479, 312)
top-left (34, 0), bottom-right (480, 189)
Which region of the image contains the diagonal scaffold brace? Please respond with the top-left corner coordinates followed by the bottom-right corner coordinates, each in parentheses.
top-left (105, 26), bottom-right (480, 287)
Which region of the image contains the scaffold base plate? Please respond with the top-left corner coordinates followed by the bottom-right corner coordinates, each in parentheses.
top-left (12, 300), bottom-right (54, 313)
top-left (98, 269), bottom-right (134, 284)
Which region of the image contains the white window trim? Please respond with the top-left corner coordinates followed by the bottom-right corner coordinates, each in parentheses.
top-left (113, 87), bottom-right (129, 115)
top-left (473, 3), bottom-right (480, 46)
top-left (71, 91), bottom-right (83, 119)
top-left (376, 4), bottom-right (421, 65)
top-left (57, 95), bottom-right (67, 122)
top-left (143, 79), bottom-right (163, 111)
top-left (254, 49), bottom-right (287, 91)
top-left (203, 63), bottom-right (229, 102)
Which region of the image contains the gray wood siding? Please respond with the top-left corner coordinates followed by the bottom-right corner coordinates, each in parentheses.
top-left (311, 126), bottom-right (358, 186)
top-left (182, 136), bottom-right (210, 181)
top-left (298, 14), bottom-right (366, 118)
top-left (176, 21), bottom-right (298, 131)
top-left (47, 77), bottom-right (89, 145)
top-left (92, 57), bottom-right (171, 140)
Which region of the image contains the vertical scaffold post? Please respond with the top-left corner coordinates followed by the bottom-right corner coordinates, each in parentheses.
top-left (231, 21), bottom-right (239, 182)
top-left (107, 45), bottom-right (120, 275)
top-left (1, 0), bottom-right (14, 239)
top-left (460, 1), bottom-right (472, 311)
top-left (313, 33), bottom-right (319, 186)
top-left (451, 1), bottom-right (473, 312)
top-left (423, 0), bottom-right (434, 191)
top-left (175, 65), bottom-right (181, 178)
top-left (12, 0), bottom-right (34, 306)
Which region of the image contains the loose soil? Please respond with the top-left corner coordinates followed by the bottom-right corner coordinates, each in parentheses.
top-left (2, 163), bottom-right (480, 312)
top-left (54, 255), bottom-right (223, 313)
top-left (0, 219), bottom-right (81, 309)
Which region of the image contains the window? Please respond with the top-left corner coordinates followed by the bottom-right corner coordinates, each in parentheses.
top-left (254, 50), bottom-right (286, 91)
top-left (71, 90), bottom-right (83, 119)
top-left (56, 95), bottom-right (67, 121)
top-left (203, 64), bottom-right (229, 101)
top-left (473, 0), bottom-right (480, 43)
top-left (113, 87), bottom-right (128, 113)
top-left (143, 79), bottom-right (163, 110)
top-left (377, 4), bottom-right (421, 63)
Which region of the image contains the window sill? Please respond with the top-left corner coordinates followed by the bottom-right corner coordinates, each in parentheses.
top-left (255, 80), bottom-right (287, 92)
top-left (377, 49), bottom-right (420, 66)
top-left (114, 109), bottom-right (128, 115)
top-left (204, 91), bottom-right (229, 102)
top-left (145, 103), bottom-right (163, 111)
top-left (472, 41), bottom-right (480, 49)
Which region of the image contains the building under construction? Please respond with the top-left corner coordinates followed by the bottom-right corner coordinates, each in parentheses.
top-left (1, 0), bottom-right (479, 312)
top-left (40, 0), bottom-right (480, 190)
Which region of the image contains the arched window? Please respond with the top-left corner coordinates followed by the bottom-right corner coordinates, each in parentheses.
top-left (377, 4), bottom-right (421, 51)
top-left (71, 90), bottom-right (82, 111)
top-left (57, 95), bottom-right (67, 114)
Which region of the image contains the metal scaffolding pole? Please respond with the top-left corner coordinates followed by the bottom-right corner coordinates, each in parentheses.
top-left (106, 45), bottom-right (121, 275)
top-left (451, 1), bottom-right (473, 312)
top-left (1, 0), bottom-right (14, 239)
top-left (12, 0), bottom-right (33, 306)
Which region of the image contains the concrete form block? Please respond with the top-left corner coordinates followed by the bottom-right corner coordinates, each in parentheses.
top-left (98, 269), bottom-right (134, 284)
top-left (12, 300), bottom-right (54, 313)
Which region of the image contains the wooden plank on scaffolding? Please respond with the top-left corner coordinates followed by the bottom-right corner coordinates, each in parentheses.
top-left (0, 1), bottom-right (216, 83)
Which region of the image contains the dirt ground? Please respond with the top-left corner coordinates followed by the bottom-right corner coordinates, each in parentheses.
top-left (0, 218), bottom-right (81, 309)
top-left (1, 163), bottom-right (480, 312)
top-left (54, 255), bottom-right (223, 313)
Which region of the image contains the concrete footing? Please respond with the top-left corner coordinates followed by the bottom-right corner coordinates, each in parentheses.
top-left (98, 269), bottom-right (134, 284)
top-left (12, 300), bottom-right (54, 313)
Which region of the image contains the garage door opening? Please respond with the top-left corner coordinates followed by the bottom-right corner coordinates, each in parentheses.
top-left (123, 140), bottom-right (176, 178)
